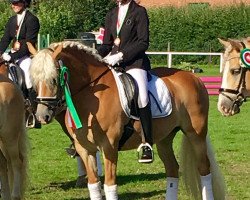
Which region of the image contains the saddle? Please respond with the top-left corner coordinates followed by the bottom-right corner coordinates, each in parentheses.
top-left (111, 68), bottom-right (172, 119)
top-left (111, 67), bottom-right (172, 150)
top-left (8, 63), bottom-right (27, 96)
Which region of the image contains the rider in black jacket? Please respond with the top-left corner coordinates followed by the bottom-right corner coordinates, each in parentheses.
top-left (0, 0), bottom-right (40, 128)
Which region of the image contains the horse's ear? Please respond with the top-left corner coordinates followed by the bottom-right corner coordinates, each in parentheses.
top-left (218, 38), bottom-right (230, 49)
top-left (52, 44), bottom-right (63, 59)
top-left (228, 38), bottom-right (243, 51)
top-left (26, 42), bottom-right (37, 55)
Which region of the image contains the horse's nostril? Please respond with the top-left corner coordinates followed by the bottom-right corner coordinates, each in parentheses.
top-left (45, 115), bottom-right (51, 123)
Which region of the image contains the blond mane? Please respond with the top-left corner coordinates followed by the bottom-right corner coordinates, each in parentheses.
top-left (50, 41), bottom-right (103, 62)
top-left (30, 41), bottom-right (104, 89)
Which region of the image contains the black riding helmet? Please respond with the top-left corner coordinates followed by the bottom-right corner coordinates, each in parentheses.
top-left (10, 0), bottom-right (31, 7)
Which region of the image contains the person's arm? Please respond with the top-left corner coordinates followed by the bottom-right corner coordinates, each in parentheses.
top-left (0, 19), bottom-right (12, 55)
top-left (120, 7), bottom-right (149, 62)
top-left (97, 11), bottom-right (114, 58)
top-left (10, 14), bottom-right (40, 61)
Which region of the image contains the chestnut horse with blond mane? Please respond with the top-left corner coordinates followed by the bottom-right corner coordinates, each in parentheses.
top-left (27, 41), bottom-right (225, 200)
top-left (0, 56), bottom-right (28, 200)
top-left (218, 37), bottom-right (250, 116)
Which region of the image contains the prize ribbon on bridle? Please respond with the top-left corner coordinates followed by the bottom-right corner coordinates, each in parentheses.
top-left (240, 48), bottom-right (250, 69)
top-left (59, 65), bottom-right (82, 129)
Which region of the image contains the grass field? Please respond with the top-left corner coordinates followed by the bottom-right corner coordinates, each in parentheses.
top-left (23, 65), bottom-right (250, 200)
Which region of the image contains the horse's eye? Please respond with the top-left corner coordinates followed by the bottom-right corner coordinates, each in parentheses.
top-left (51, 79), bottom-right (57, 85)
top-left (230, 68), bottom-right (241, 75)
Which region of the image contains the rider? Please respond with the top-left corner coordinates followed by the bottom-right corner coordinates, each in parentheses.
top-left (98, 0), bottom-right (153, 163)
top-left (0, 0), bottom-right (40, 128)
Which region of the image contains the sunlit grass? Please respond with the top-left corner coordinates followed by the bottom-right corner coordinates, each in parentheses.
top-left (24, 96), bottom-right (250, 200)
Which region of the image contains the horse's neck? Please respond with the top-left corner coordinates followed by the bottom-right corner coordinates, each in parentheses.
top-left (62, 52), bottom-right (110, 93)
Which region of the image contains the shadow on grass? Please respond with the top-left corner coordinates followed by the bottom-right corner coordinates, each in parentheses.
top-left (48, 172), bottom-right (166, 190)
top-left (28, 173), bottom-right (166, 199)
top-left (64, 190), bottom-right (166, 200)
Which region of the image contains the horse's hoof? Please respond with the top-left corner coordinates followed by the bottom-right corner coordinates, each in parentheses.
top-left (75, 175), bottom-right (88, 188)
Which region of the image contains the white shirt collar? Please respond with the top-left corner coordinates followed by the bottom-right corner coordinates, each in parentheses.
top-left (17, 9), bottom-right (26, 25)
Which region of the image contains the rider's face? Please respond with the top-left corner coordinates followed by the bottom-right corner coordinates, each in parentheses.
top-left (11, 2), bottom-right (25, 14)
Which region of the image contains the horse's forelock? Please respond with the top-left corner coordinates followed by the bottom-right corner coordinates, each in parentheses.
top-left (30, 48), bottom-right (58, 88)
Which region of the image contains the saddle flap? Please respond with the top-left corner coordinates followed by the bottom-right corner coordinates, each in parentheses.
top-left (8, 63), bottom-right (26, 92)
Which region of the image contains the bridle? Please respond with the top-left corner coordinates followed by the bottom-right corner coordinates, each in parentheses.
top-left (219, 42), bottom-right (249, 108)
top-left (36, 58), bottom-right (110, 115)
top-left (35, 60), bottom-right (66, 116)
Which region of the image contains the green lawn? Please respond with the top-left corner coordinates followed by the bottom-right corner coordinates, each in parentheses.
top-left (23, 64), bottom-right (250, 199)
top-left (24, 96), bottom-right (250, 200)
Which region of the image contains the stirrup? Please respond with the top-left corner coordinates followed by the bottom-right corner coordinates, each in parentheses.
top-left (65, 144), bottom-right (78, 158)
top-left (26, 113), bottom-right (36, 128)
top-left (26, 113), bottom-right (41, 129)
top-left (137, 143), bottom-right (154, 163)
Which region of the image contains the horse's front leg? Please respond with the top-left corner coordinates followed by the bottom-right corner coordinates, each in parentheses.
top-left (102, 141), bottom-right (119, 200)
top-left (74, 142), bottom-right (102, 200)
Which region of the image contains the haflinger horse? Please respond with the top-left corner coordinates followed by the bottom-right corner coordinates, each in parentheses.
top-left (218, 37), bottom-right (250, 116)
top-left (27, 41), bottom-right (225, 200)
top-left (0, 57), bottom-right (28, 200)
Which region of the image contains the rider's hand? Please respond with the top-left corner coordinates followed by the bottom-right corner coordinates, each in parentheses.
top-left (103, 52), bottom-right (123, 66)
top-left (2, 53), bottom-right (11, 62)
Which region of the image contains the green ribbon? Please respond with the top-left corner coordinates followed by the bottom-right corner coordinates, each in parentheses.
top-left (60, 66), bottom-right (82, 129)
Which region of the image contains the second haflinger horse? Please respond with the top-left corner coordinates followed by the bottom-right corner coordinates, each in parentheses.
top-left (27, 41), bottom-right (225, 200)
top-left (218, 37), bottom-right (250, 116)
top-left (0, 58), bottom-right (28, 200)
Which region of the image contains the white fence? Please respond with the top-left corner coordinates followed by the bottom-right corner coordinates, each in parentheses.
top-left (146, 51), bottom-right (223, 70)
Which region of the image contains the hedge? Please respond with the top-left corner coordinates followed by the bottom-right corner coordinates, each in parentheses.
top-left (0, 1), bottom-right (249, 64)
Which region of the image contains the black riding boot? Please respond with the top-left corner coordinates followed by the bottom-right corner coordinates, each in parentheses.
top-left (26, 88), bottom-right (41, 129)
top-left (138, 103), bottom-right (153, 163)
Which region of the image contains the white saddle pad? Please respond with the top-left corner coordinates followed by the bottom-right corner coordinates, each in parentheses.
top-left (111, 69), bottom-right (172, 120)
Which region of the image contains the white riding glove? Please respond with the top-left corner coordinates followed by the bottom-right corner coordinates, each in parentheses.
top-left (103, 52), bottom-right (123, 66)
top-left (2, 53), bottom-right (11, 62)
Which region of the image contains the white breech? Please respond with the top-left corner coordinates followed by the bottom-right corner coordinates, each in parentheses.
top-left (126, 68), bottom-right (149, 108)
top-left (18, 56), bottom-right (32, 89)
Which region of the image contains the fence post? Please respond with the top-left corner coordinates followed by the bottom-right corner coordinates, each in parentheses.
top-left (167, 42), bottom-right (171, 68)
top-left (168, 52), bottom-right (172, 68)
top-left (38, 33), bottom-right (50, 50)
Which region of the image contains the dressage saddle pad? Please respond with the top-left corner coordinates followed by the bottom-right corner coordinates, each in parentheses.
top-left (111, 68), bottom-right (172, 120)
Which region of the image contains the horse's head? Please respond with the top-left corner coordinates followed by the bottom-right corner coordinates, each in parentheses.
top-left (28, 42), bottom-right (65, 124)
top-left (217, 38), bottom-right (250, 116)
top-left (28, 41), bottom-right (108, 124)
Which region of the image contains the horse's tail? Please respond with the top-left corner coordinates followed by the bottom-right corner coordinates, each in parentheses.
top-left (180, 135), bottom-right (226, 200)
top-left (206, 137), bottom-right (226, 200)
top-left (19, 121), bottom-right (29, 197)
